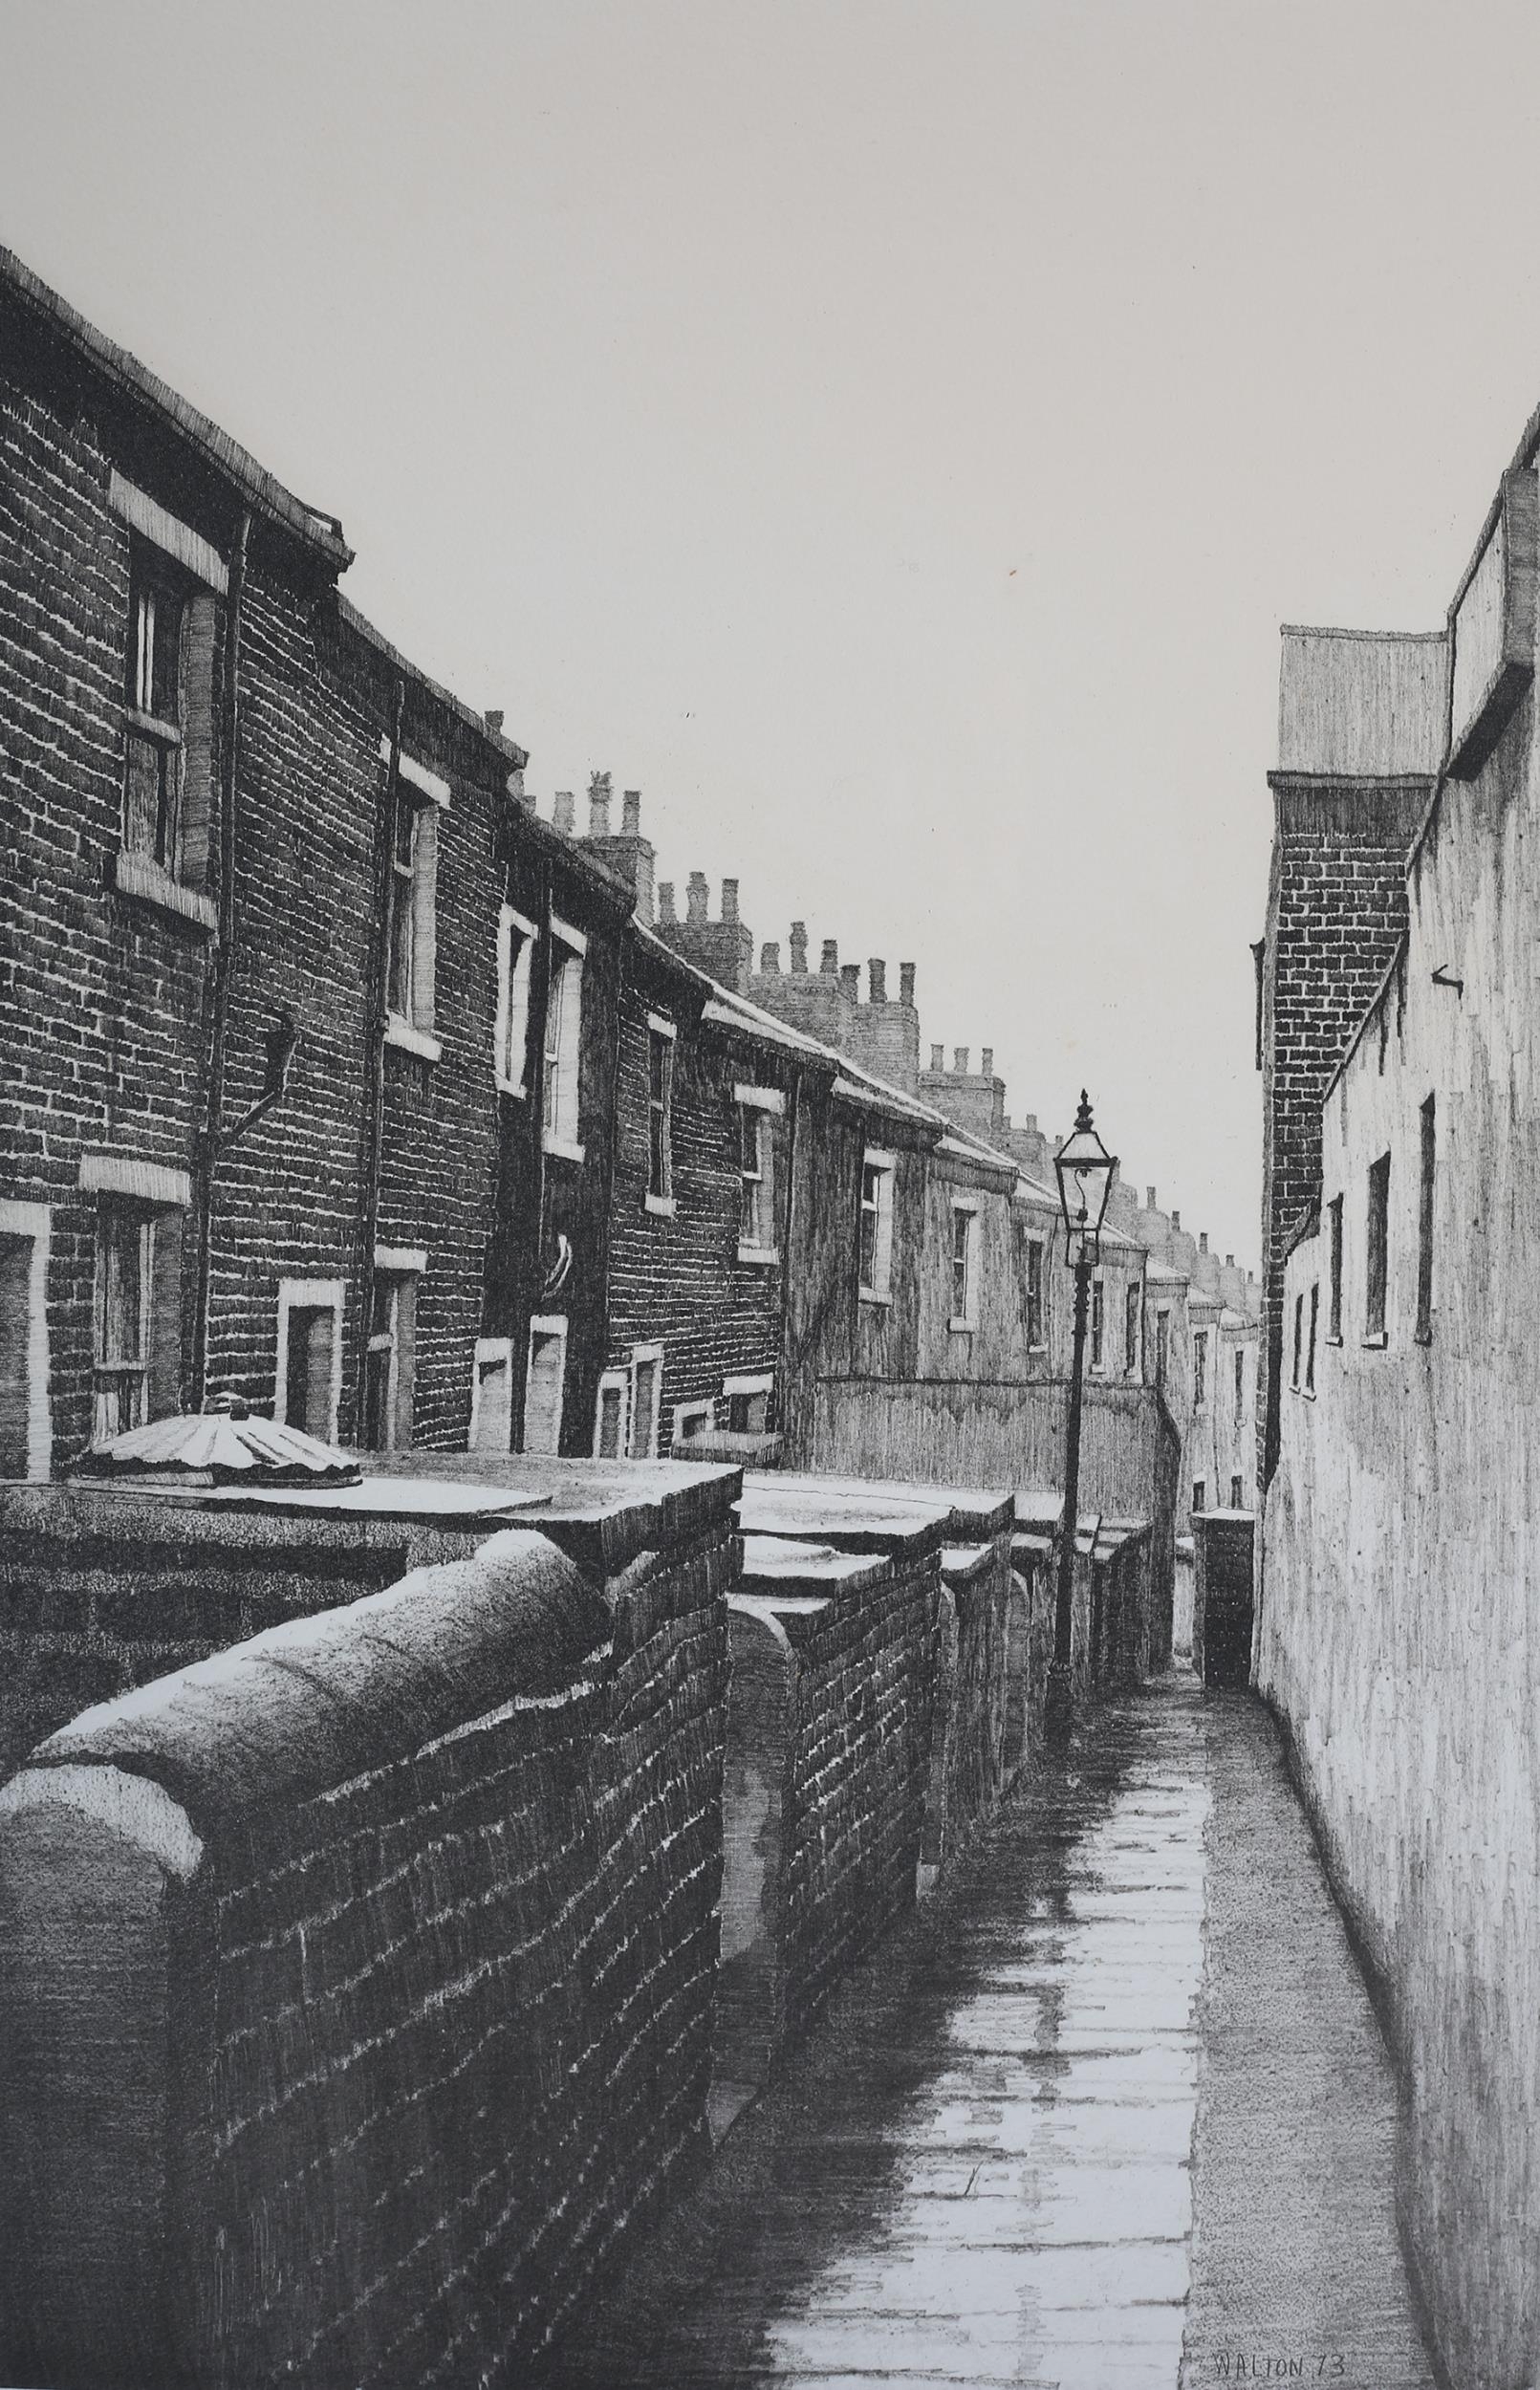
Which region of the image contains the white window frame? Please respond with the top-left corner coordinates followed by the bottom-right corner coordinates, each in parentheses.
top-left (948, 1197), bottom-right (981, 1334)
top-left (671, 1397), bottom-right (714, 1449)
top-left (382, 752), bottom-right (446, 1063)
top-left (494, 902), bottom-right (539, 1097)
top-left (736, 1085), bottom-right (783, 1263)
top-left (594, 1366), bottom-right (631, 1458)
top-left (523, 1313), bottom-right (569, 1454)
top-left (628, 1341), bottom-right (664, 1458)
top-left (1193, 1328), bottom-right (1208, 1409)
top-left (858, 1146), bottom-right (897, 1304)
top-left (1024, 1231), bottom-right (1047, 1353)
top-left (644, 1012), bottom-right (677, 1215)
top-left (365, 1246), bottom-right (425, 1454)
top-left (273, 1277), bottom-right (344, 1442)
top-left (468, 1335), bottom-right (516, 1452)
top-left (722, 1369), bottom-right (774, 1437)
top-left (542, 916), bottom-right (587, 1162)
top-left (0, 1199), bottom-right (53, 1481)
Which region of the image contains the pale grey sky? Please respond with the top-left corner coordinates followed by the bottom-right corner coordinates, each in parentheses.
top-left (7, 0), bottom-right (1540, 1266)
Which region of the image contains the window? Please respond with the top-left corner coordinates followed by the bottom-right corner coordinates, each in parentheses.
top-left (646, 1017), bottom-right (676, 1208)
top-left (524, 1315), bottom-right (568, 1454)
top-left (0, 1202), bottom-right (51, 1482)
top-left (858, 1149), bottom-right (896, 1299)
top-left (362, 1268), bottom-right (417, 1452)
top-left (1090, 1277), bottom-right (1105, 1371)
top-left (671, 1398), bottom-right (713, 1449)
top-left (594, 1368), bottom-right (629, 1459)
top-left (1230, 1475), bottom-right (1245, 1510)
top-left (949, 1203), bottom-right (979, 1330)
top-left (1192, 1479), bottom-right (1206, 1513)
top-left (1193, 1330), bottom-right (1208, 1408)
top-left (1291, 1293), bottom-right (1304, 1389)
top-left (121, 537), bottom-right (216, 893)
top-left (494, 903), bottom-right (538, 1095)
top-left (1155, 1309), bottom-right (1169, 1391)
top-left (1024, 1235), bottom-right (1046, 1349)
top-left (385, 794), bottom-right (440, 1043)
top-left (1125, 1284), bottom-right (1141, 1375)
top-left (1328, 1194), bottom-right (1344, 1341)
top-left (469, 1337), bottom-right (515, 1454)
top-left (93, 1202), bottom-right (182, 1444)
top-left (275, 1278), bottom-right (343, 1444)
top-left (1233, 1346), bottom-right (1246, 1422)
top-left (1366, 1153), bottom-right (1390, 1340)
top-left (737, 1091), bottom-right (782, 1261)
top-left (1416, 1096), bottom-right (1435, 1343)
top-left (725, 1372), bottom-right (774, 1435)
top-left (1306, 1285), bottom-right (1318, 1393)
top-left (543, 921), bottom-right (586, 1159)
top-left (629, 1345), bottom-right (662, 1458)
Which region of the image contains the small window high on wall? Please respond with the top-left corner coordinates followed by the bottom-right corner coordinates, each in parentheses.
top-left (646, 1016), bottom-right (676, 1208)
top-left (1366, 1152), bottom-right (1391, 1341)
top-left (494, 903), bottom-right (538, 1096)
top-left (1328, 1194), bottom-right (1344, 1340)
top-left (1024, 1234), bottom-right (1046, 1349)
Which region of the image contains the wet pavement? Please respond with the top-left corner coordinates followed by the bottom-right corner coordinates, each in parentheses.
top-left (541, 1675), bottom-right (1435, 2390)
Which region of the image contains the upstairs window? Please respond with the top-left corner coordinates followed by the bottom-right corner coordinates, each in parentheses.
top-left (1233, 1346), bottom-right (1246, 1422)
top-left (123, 542), bottom-right (216, 887)
top-left (1366, 1153), bottom-right (1390, 1340)
top-left (1193, 1329), bottom-right (1208, 1408)
top-left (1125, 1284), bottom-right (1141, 1375)
top-left (737, 1090), bottom-right (782, 1258)
top-left (1192, 1479), bottom-right (1206, 1513)
top-left (1230, 1473), bottom-right (1245, 1510)
top-left (646, 1017), bottom-right (676, 1207)
top-left (1306, 1283), bottom-right (1319, 1393)
top-left (380, 742), bottom-right (446, 1054)
top-left (494, 903), bottom-right (538, 1096)
top-left (1291, 1293), bottom-right (1304, 1389)
top-left (1416, 1096), bottom-right (1435, 1344)
top-left (949, 1203), bottom-right (979, 1329)
top-left (858, 1150), bottom-right (896, 1299)
top-left (1155, 1308), bottom-right (1169, 1391)
top-left (542, 920), bottom-right (587, 1159)
top-left (1024, 1235), bottom-right (1046, 1349)
top-left (1090, 1277), bottom-right (1105, 1371)
top-left (1328, 1194), bottom-right (1344, 1340)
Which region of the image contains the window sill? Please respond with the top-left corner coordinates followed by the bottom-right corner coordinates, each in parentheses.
top-left (495, 1075), bottom-right (528, 1101)
top-left (644, 1192), bottom-right (677, 1218)
top-left (110, 851), bottom-right (217, 934)
top-left (1027, 1342), bottom-right (1049, 1357)
top-left (947, 1315), bottom-right (977, 1336)
top-left (1414, 1329), bottom-right (1433, 1348)
top-left (543, 1133), bottom-right (587, 1165)
top-left (1361, 1331), bottom-right (1389, 1350)
top-left (737, 1243), bottom-right (780, 1267)
top-left (1324, 1335), bottom-right (1344, 1348)
top-left (385, 1016), bottom-right (443, 1064)
top-left (858, 1285), bottom-right (892, 1308)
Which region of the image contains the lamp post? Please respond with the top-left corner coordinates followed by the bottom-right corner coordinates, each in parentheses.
top-left (1046, 1090), bottom-right (1117, 1745)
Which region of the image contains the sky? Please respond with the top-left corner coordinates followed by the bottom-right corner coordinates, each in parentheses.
top-left (7, 0), bottom-right (1540, 1270)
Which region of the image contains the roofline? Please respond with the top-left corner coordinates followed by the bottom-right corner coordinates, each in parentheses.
top-left (336, 596), bottom-right (529, 771)
top-left (1, 244), bottom-right (354, 571)
top-left (1277, 622), bottom-right (1445, 643)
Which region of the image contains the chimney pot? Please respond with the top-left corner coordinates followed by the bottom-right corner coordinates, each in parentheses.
top-left (687, 872), bottom-right (709, 925)
top-left (553, 790), bottom-right (576, 836)
top-left (954, 1047), bottom-right (969, 1075)
top-left (484, 708), bottom-right (504, 735)
top-left (722, 878), bottom-right (740, 924)
top-left (1146, 1186), bottom-right (1157, 1210)
top-left (622, 788), bottom-right (641, 836)
top-left (820, 938), bottom-right (839, 976)
top-left (981, 1047), bottom-right (994, 1077)
top-left (1024, 1113), bottom-right (1037, 1134)
top-left (790, 922), bottom-right (809, 974)
top-left (1225, 1253), bottom-right (1235, 1268)
top-left (900, 962), bottom-right (916, 1008)
top-left (929, 1044), bottom-right (944, 1073)
top-left (587, 770), bottom-right (613, 838)
top-left (1171, 1208), bottom-right (1181, 1230)
top-left (869, 958), bottom-right (887, 1004)
top-left (760, 941), bottom-right (781, 974)
top-left (658, 881), bottom-right (677, 925)
top-left (1200, 1231), bottom-right (1208, 1252)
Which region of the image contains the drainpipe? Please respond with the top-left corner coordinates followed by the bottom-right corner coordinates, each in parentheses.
top-left (189, 510), bottom-right (251, 1413)
top-left (355, 677), bottom-right (404, 1441)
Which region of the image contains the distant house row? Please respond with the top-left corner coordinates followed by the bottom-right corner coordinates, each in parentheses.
top-left (0, 241), bottom-right (1256, 1541)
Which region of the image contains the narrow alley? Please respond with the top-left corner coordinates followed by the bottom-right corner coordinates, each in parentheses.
top-left (542, 1680), bottom-right (1436, 2390)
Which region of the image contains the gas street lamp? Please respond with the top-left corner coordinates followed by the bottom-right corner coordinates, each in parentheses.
top-left (1047, 1090), bottom-right (1117, 1743)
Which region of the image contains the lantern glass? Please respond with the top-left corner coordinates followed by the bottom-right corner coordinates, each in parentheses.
top-left (1054, 1091), bottom-right (1117, 1258)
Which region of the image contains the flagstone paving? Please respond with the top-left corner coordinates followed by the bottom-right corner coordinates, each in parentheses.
top-left (540, 1676), bottom-right (1436, 2390)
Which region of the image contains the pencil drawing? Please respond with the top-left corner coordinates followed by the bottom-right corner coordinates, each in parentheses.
top-left (2, 7), bottom-right (1537, 2384)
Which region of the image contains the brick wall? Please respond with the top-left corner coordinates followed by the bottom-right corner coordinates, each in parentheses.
top-left (923, 1534), bottom-right (1012, 1866)
top-left (0, 1510), bottom-right (735, 2388)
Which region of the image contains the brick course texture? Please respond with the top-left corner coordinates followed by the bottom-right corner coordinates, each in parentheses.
top-left (0, 1516), bottom-right (736, 2390)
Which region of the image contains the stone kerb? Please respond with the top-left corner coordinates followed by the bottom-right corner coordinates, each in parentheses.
top-left (0, 1514), bottom-right (735, 2390)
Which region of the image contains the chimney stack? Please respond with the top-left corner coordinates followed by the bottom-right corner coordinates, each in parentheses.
top-left (1146, 1186), bottom-right (1157, 1209)
top-left (1225, 1253), bottom-right (1235, 1269)
top-left (900, 962), bottom-right (916, 1008)
top-left (1171, 1209), bottom-right (1182, 1230)
top-left (553, 791), bottom-right (576, 836)
top-left (1200, 1231), bottom-right (1208, 1252)
top-left (930, 1044), bottom-right (944, 1073)
top-left (760, 941), bottom-right (780, 974)
top-left (622, 788), bottom-right (641, 836)
top-left (658, 881), bottom-right (677, 925)
top-left (484, 709), bottom-right (505, 736)
top-left (722, 879), bottom-right (740, 924)
top-left (687, 872), bottom-right (709, 925)
top-left (587, 771), bottom-right (612, 837)
top-left (954, 1047), bottom-right (969, 1075)
top-left (820, 938), bottom-right (839, 976)
top-left (840, 963), bottom-right (860, 999)
top-left (981, 1047), bottom-right (994, 1077)
top-left (1023, 1113), bottom-right (1037, 1134)
top-left (790, 922), bottom-right (809, 974)
top-left (869, 959), bottom-right (887, 1004)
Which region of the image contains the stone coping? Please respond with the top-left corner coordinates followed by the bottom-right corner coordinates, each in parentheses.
top-left (940, 1542), bottom-right (999, 1587)
top-left (739, 1533), bottom-right (891, 1604)
top-left (348, 1450), bottom-right (742, 1575)
top-left (744, 1469), bottom-right (1013, 1542)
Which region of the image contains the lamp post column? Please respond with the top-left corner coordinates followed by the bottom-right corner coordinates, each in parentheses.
top-left (1046, 1248), bottom-right (1092, 1743)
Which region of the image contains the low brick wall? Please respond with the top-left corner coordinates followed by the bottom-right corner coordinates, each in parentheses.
top-left (0, 1504), bottom-right (737, 2389)
top-left (717, 1531), bottom-right (937, 2085)
top-left (923, 1536), bottom-right (1013, 1866)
